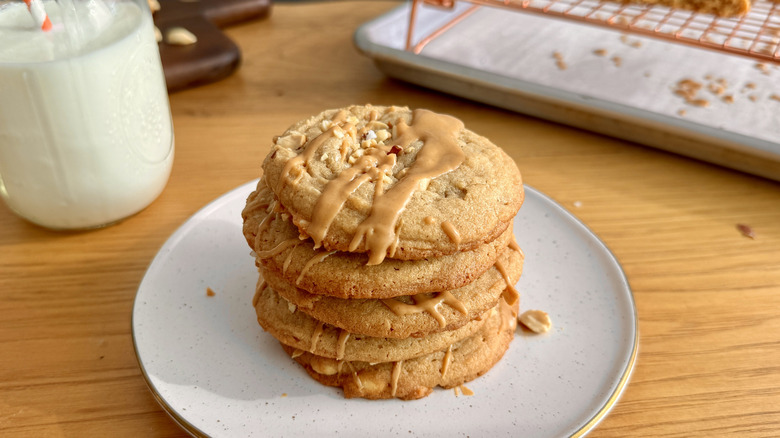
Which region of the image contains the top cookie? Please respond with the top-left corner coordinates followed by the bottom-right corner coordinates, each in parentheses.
top-left (262, 105), bottom-right (524, 264)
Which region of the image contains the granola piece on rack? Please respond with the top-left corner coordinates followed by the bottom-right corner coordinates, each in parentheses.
top-left (620, 0), bottom-right (749, 17)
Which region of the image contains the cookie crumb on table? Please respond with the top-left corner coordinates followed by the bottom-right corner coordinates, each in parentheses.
top-left (736, 223), bottom-right (755, 239)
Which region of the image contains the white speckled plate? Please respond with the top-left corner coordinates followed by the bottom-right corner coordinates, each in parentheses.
top-left (132, 179), bottom-right (637, 438)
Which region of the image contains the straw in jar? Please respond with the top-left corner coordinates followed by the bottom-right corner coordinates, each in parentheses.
top-left (23, 0), bottom-right (52, 31)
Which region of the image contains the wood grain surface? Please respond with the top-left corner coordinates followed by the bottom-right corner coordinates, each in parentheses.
top-left (1, 1), bottom-right (779, 436)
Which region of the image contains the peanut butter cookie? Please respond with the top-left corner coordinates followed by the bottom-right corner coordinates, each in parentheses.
top-left (242, 178), bottom-right (514, 299)
top-left (259, 244), bottom-right (523, 339)
top-left (253, 279), bottom-right (493, 363)
top-left (261, 104), bottom-right (523, 264)
top-left (281, 298), bottom-right (519, 400)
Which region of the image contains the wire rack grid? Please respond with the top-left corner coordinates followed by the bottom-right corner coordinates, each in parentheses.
top-left (406, 0), bottom-right (780, 64)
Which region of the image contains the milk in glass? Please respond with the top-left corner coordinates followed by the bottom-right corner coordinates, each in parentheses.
top-left (0, 0), bottom-right (173, 229)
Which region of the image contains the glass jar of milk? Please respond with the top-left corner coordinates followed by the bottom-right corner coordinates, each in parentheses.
top-left (0, 0), bottom-right (173, 230)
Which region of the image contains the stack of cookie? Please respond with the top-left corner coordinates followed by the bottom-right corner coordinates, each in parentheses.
top-left (242, 105), bottom-right (525, 400)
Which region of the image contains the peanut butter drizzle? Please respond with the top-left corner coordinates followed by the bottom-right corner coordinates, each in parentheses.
top-left (381, 291), bottom-right (467, 328)
top-left (338, 122), bottom-right (356, 161)
top-left (441, 345), bottom-right (453, 378)
top-left (290, 171), bottom-right (305, 188)
top-left (391, 360), bottom-right (403, 397)
top-left (291, 349), bottom-right (304, 359)
top-left (371, 157), bottom-right (389, 199)
top-left (336, 329), bottom-right (350, 361)
top-left (309, 321), bottom-right (324, 353)
top-left (256, 206), bottom-right (276, 237)
top-left (423, 216), bottom-right (435, 225)
top-left (252, 281), bottom-right (266, 307)
top-left (306, 146), bottom-right (397, 248)
top-left (508, 236), bottom-right (521, 252)
top-left (497, 305), bottom-right (504, 335)
top-left (494, 260), bottom-right (520, 306)
top-left (349, 109), bottom-right (465, 265)
top-left (277, 110), bottom-right (348, 191)
top-left (245, 192), bottom-right (270, 214)
top-left (387, 218), bottom-right (403, 259)
top-left (256, 238), bottom-right (300, 259)
top-left (282, 249), bottom-right (296, 274)
top-left (441, 221), bottom-right (461, 247)
top-left (346, 361), bottom-right (363, 391)
top-left (500, 299), bottom-right (518, 334)
top-left (296, 250), bottom-right (337, 285)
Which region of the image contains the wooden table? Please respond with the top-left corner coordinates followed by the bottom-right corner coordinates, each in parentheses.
top-left (2, 1), bottom-right (779, 436)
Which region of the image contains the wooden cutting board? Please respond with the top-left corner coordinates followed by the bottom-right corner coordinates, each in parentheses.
top-left (153, 0), bottom-right (272, 92)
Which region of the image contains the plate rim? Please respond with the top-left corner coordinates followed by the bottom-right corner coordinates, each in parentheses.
top-left (131, 179), bottom-right (638, 438)
top-left (521, 185), bottom-right (638, 437)
top-left (130, 181), bottom-right (263, 438)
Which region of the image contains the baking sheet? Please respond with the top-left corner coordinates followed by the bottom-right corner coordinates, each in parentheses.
top-left (355, 2), bottom-right (780, 180)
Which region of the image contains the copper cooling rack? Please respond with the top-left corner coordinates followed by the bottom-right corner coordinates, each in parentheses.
top-left (406, 0), bottom-right (780, 63)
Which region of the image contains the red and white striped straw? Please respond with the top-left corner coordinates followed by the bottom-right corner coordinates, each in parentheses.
top-left (23, 0), bottom-right (52, 31)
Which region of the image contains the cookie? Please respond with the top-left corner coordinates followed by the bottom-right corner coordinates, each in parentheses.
top-left (260, 244), bottom-right (523, 339)
top-left (280, 298), bottom-right (519, 400)
top-left (242, 178), bottom-right (514, 299)
top-left (624, 0), bottom-right (748, 17)
top-left (253, 279), bottom-right (492, 363)
top-left (261, 105), bottom-right (524, 264)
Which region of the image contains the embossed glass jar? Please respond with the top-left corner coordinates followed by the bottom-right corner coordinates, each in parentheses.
top-left (0, 0), bottom-right (173, 229)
